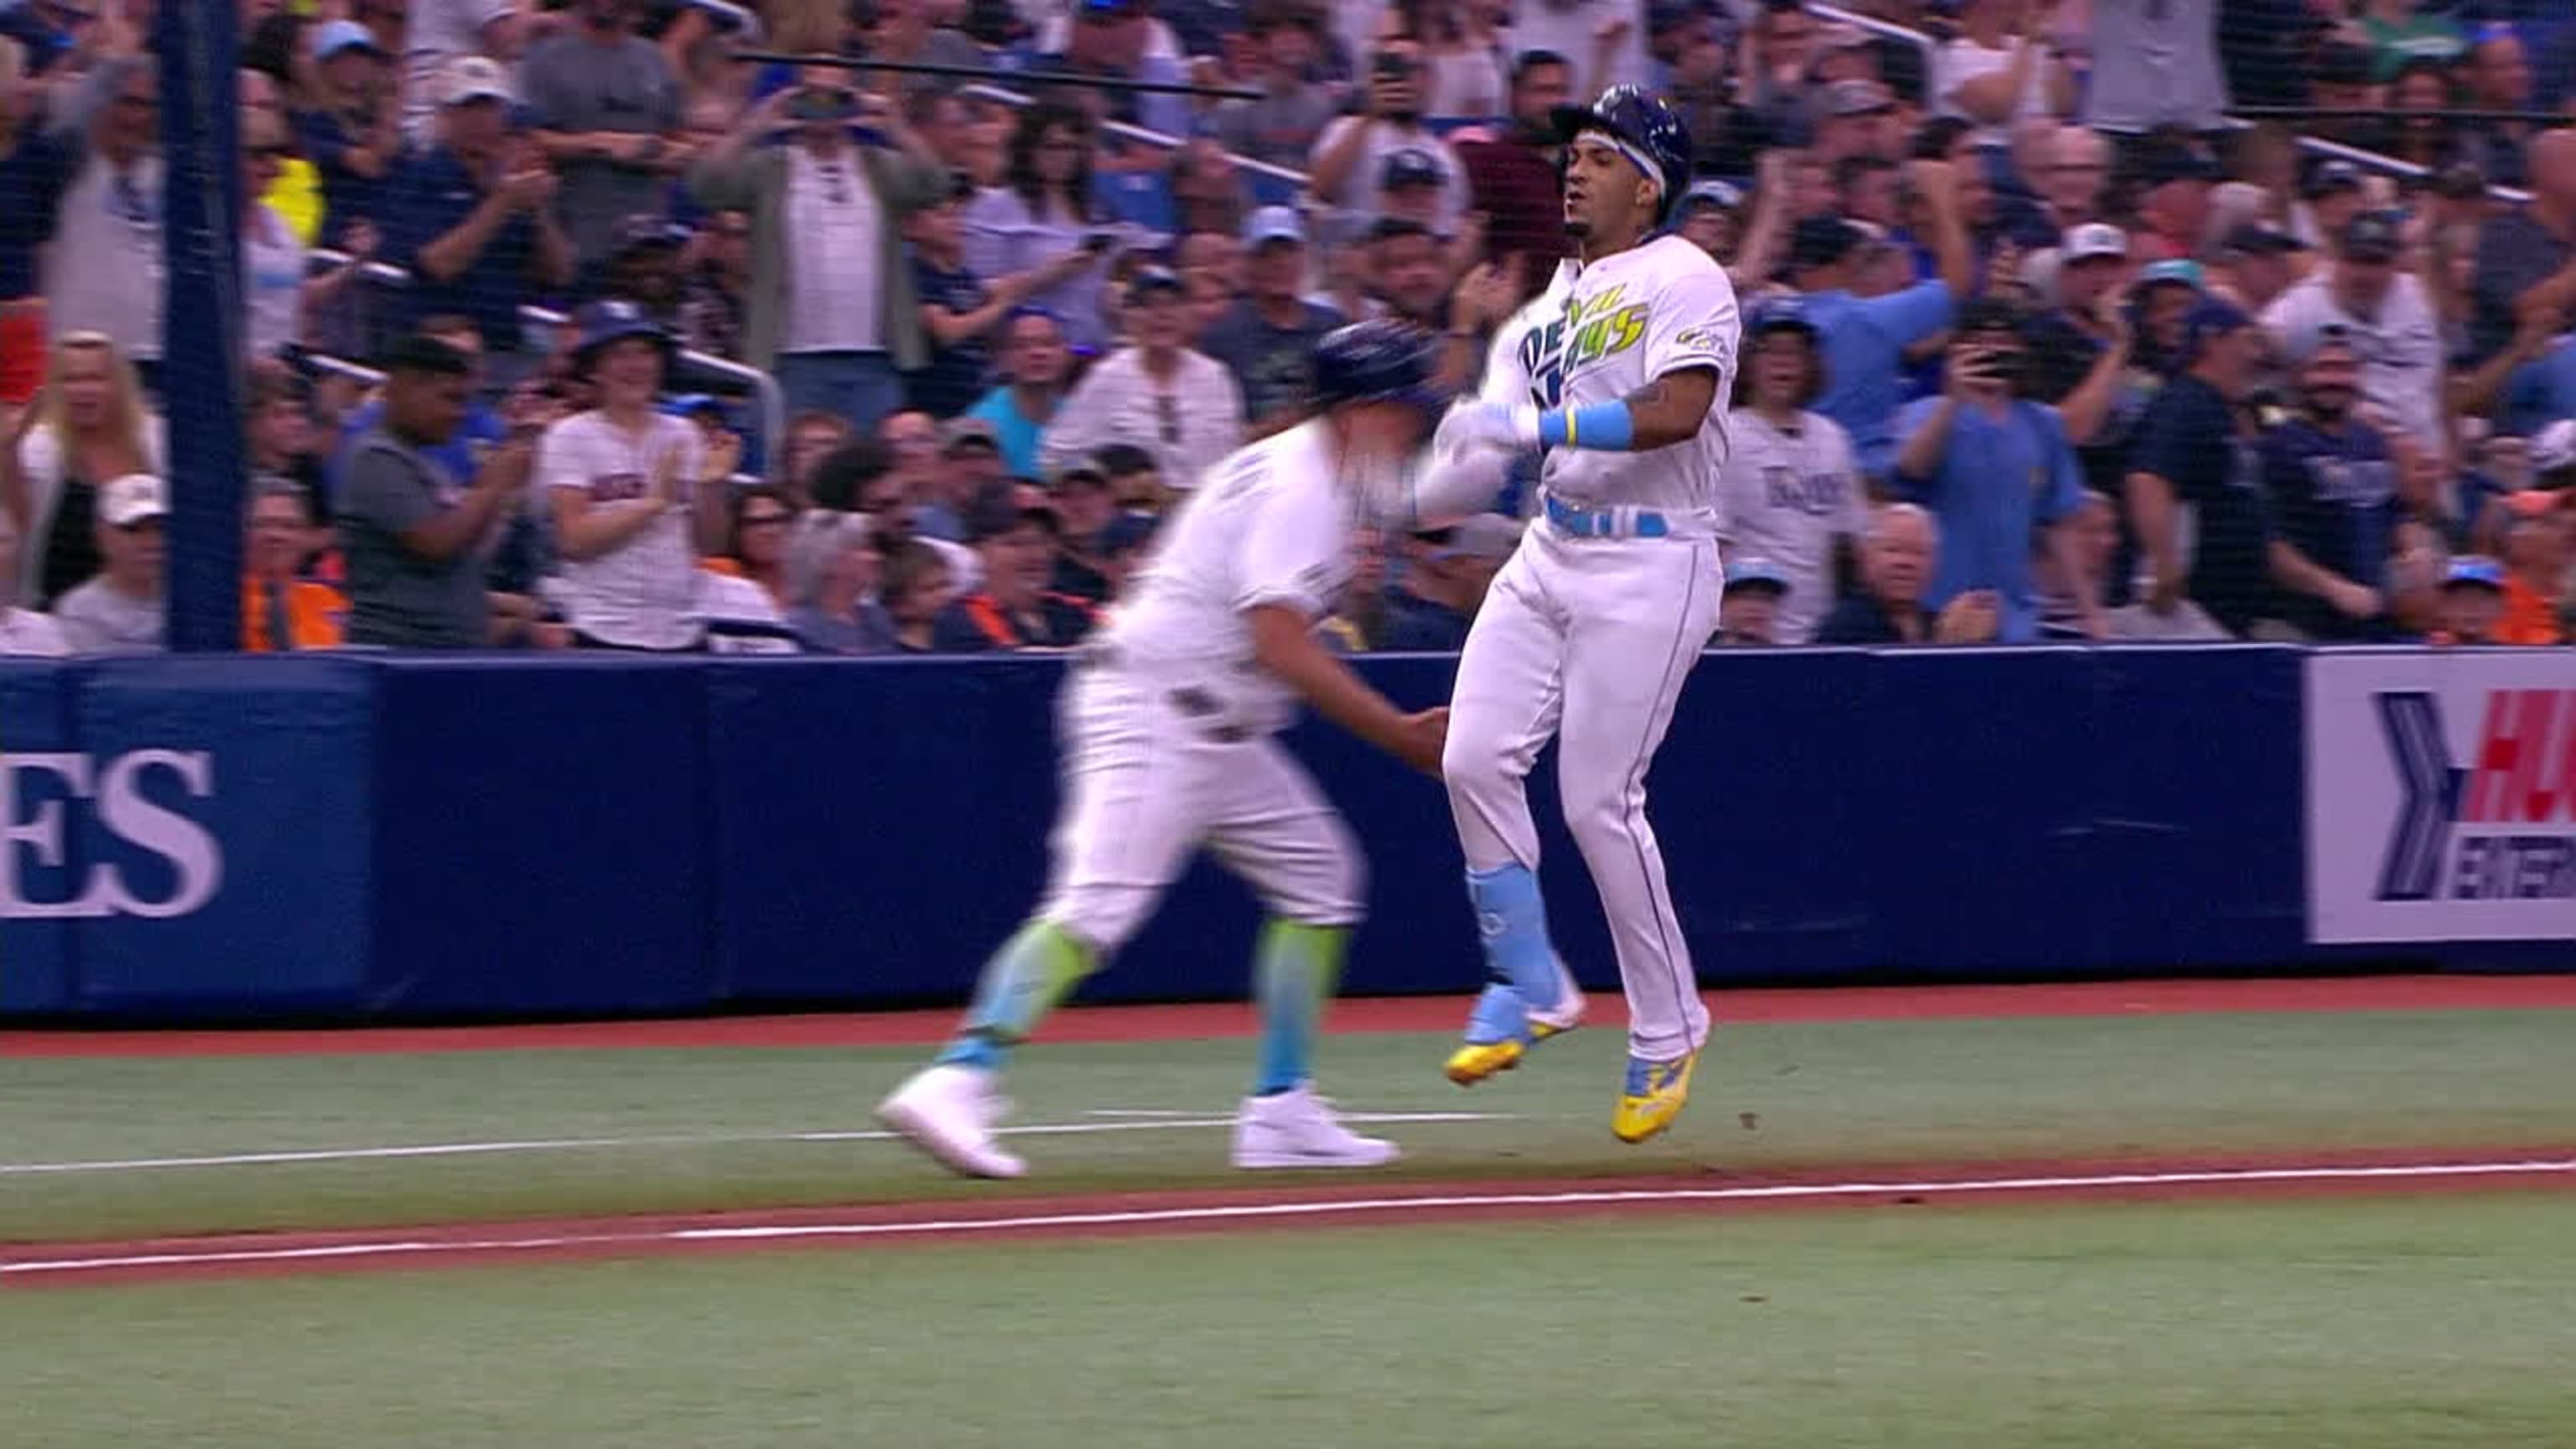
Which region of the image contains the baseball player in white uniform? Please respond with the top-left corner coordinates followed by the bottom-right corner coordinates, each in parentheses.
top-left (1716, 299), bottom-right (1865, 645)
top-left (1417, 86), bottom-right (1740, 1144)
top-left (878, 321), bottom-right (1452, 1181)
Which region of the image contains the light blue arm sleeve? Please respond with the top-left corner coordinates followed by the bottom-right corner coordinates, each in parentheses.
top-left (1861, 281), bottom-right (1955, 350)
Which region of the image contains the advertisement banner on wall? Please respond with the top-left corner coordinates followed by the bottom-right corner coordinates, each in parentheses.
top-left (2306, 651), bottom-right (2576, 943)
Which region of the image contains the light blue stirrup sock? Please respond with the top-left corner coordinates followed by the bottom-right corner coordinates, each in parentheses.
top-left (1252, 921), bottom-right (1349, 1096)
top-left (1467, 865), bottom-right (1565, 1011)
top-left (932, 922), bottom-right (1097, 1072)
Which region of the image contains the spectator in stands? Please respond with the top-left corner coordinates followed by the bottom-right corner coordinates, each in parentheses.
top-left (293, 18), bottom-right (401, 248)
top-left (875, 536), bottom-right (957, 652)
top-left (543, 302), bottom-right (726, 649)
top-left (1378, 514), bottom-right (1519, 651)
top-left (858, 0), bottom-right (989, 102)
top-left (246, 373), bottom-right (331, 508)
top-left (243, 114), bottom-right (371, 361)
top-left (1454, 49), bottom-right (1574, 295)
top-left (959, 101), bottom-right (1119, 353)
top-left (2032, 487), bottom-right (2112, 639)
top-left (1935, 0), bottom-right (2073, 142)
top-left (33, 57), bottom-right (164, 387)
top-left (597, 215), bottom-right (693, 327)
top-left (1044, 460), bottom-right (1118, 603)
top-left (1717, 300), bottom-right (1863, 646)
top-left (2128, 142), bottom-right (2220, 264)
top-left (910, 173), bottom-right (1095, 418)
top-left (1893, 297), bottom-right (2113, 642)
top-left (241, 483), bottom-right (346, 652)
top-left (1378, 0), bottom-right (1509, 122)
top-left (705, 484), bottom-right (793, 605)
top-left (877, 409), bottom-right (956, 536)
top-left (1310, 39), bottom-right (1471, 231)
top-left (339, 335), bottom-right (529, 647)
top-left (1030, 0), bottom-right (1192, 138)
top-left (1096, 440), bottom-right (1166, 512)
top-left (0, 503), bottom-right (65, 654)
top-left (2259, 335), bottom-right (2400, 642)
top-left (1367, 216), bottom-right (1452, 330)
top-left (1200, 207), bottom-right (1345, 430)
top-left (1713, 559), bottom-right (1790, 647)
top-left (2210, 221), bottom-right (2306, 314)
top-left (401, 0), bottom-right (522, 140)
top-left (53, 471), bottom-right (164, 652)
top-left (2467, 131), bottom-right (2576, 372)
top-left (691, 75), bottom-right (948, 435)
top-left (3, 331), bottom-right (162, 608)
top-left (1675, 181), bottom-right (1743, 265)
top-left (522, 0), bottom-right (691, 273)
top-left (777, 410), bottom-right (852, 508)
top-left (966, 311), bottom-right (1074, 482)
top-left (2384, 58), bottom-right (2466, 174)
top-left (1320, 525), bottom-right (1390, 652)
top-left (1660, 8), bottom-right (1763, 183)
top-left (2082, 0), bottom-right (2226, 137)
top-left (1510, 0), bottom-right (1640, 98)
top-left (1836, 154), bottom-right (1902, 232)
top-left (2456, 26), bottom-right (2535, 190)
top-left (2129, 299), bottom-right (2277, 638)
top-left (2495, 511), bottom-right (2568, 645)
top-left (677, 207), bottom-right (751, 361)
top-left (1215, 1), bottom-right (1337, 171)
top-left (332, 313), bottom-right (515, 521)
top-left (1794, 159), bottom-right (1972, 480)
top-left (2431, 553), bottom-right (2506, 645)
top-left (383, 58), bottom-right (579, 386)
top-left (2262, 211), bottom-right (2445, 459)
top-left (783, 509), bottom-right (896, 652)
top-left (932, 496), bottom-right (1096, 648)
top-left (0, 37), bottom-right (47, 413)
top-left (1041, 267), bottom-right (1241, 491)
top-left (2293, 158), bottom-right (2371, 254)
top-left (1816, 501), bottom-right (2000, 644)
top-left (2011, 122), bottom-right (2110, 242)
top-left (943, 418), bottom-right (1009, 494)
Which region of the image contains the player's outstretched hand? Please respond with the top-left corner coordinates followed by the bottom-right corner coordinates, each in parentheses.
top-left (1394, 707), bottom-right (1450, 777)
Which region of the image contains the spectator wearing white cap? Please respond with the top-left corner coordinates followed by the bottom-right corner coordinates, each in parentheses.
top-left (1200, 208), bottom-right (1347, 432)
top-left (1040, 267), bottom-right (1243, 493)
top-left (380, 57), bottom-right (579, 379)
top-left (2260, 210), bottom-right (2447, 463)
top-left (1378, 514), bottom-right (1521, 652)
top-left (52, 472), bottom-right (164, 653)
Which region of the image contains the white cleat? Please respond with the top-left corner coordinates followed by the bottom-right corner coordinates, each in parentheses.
top-left (875, 1064), bottom-right (1028, 1180)
top-left (1230, 1083), bottom-right (1403, 1171)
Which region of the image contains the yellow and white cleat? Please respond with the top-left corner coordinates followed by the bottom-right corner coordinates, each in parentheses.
top-left (1611, 1051), bottom-right (1698, 1144)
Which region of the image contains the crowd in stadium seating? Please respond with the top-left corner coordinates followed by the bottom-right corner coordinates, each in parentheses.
top-left (0, 0), bottom-right (2571, 654)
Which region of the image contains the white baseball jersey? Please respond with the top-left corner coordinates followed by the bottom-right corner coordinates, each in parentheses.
top-left (1094, 420), bottom-right (1356, 734)
top-left (541, 411), bottom-right (706, 650)
top-left (1501, 233), bottom-right (1742, 516)
top-left (1716, 408), bottom-right (1865, 645)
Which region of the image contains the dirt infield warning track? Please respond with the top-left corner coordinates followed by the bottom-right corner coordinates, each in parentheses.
top-left (10, 974), bottom-right (2574, 1058)
top-left (9, 1148), bottom-right (2573, 1286)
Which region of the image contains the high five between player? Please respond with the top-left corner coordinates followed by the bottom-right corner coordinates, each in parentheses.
top-left (877, 321), bottom-right (1451, 1181)
top-left (1431, 87), bottom-right (1741, 1143)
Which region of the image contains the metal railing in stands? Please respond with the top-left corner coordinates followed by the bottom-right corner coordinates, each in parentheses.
top-left (309, 249), bottom-right (787, 482)
top-left (1810, 3), bottom-right (1938, 71)
top-left (955, 80), bottom-right (1315, 190)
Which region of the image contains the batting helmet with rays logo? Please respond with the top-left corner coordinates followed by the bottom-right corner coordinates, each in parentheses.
top-left (1550, 86), bottom-right (1696, 223)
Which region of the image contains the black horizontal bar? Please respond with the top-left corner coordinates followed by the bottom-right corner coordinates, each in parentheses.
top-left (729, 51), bottom-right (1265, 101)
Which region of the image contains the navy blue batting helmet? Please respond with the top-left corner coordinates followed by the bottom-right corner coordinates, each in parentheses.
top-left (1551, 86), bottom-right (1695, 222)
top-left (1310, 319), bottom-right (1441, 410)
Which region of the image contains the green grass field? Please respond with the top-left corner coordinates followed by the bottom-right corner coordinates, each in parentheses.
top-left (8, 1009), bottom-right (2573, 1241)
top-left (12, 1197), bottom-right (2574, 1447)
top-left (8, 1005), bottom-right (2574, 1447)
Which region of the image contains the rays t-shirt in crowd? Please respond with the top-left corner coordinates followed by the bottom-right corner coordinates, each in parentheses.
top-left (1715, 408), bottom-right (1864, 645)
top-left (1501, 233), bottom-right (1740, 520)
top-left (2131, 375), bottom-right (2274, 636)
top-left (541, 412), bottom-right (707, 650)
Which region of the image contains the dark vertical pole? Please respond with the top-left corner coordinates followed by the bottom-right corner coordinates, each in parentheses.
top-left (158, 0), bottom-right (246, 652)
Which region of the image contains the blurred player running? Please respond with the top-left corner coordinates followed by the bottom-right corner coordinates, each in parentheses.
top-left (1422, 87), bottom-right (1742, 1143)
top-left (878, 321), bottom-right (1451, 1181)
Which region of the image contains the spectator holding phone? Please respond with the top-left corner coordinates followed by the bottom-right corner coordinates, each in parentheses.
top-left (961, 101), bottom-right (1122, 355)
top-left (908, 173), bottom-right (1097, 418)
top-left (690, 70), bottom-right (949, 434)
top-left (1307, 39), bottom-right (1472, 235)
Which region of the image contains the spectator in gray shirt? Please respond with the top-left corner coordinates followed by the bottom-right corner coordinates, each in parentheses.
top-left (520, 0), bottom-right (688, 271)
top-left (54, 473), bottom-right (167, 653)
top-left (338, 335), bottom-right (531, 647)
top-left (1213, 3), bottom-right (1337, 172)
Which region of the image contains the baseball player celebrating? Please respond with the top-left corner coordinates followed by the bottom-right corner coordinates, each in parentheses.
top-left (878, 321), bottom-right (1452, 1181)
top-left (1427, 87), bottom-right (1741, 1144)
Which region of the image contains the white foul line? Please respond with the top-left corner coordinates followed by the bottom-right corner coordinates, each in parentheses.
top-left (0, 1112), bottom-right (1514, 1176)
top-left (8, 1157), bottom-right (2571, 1278)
